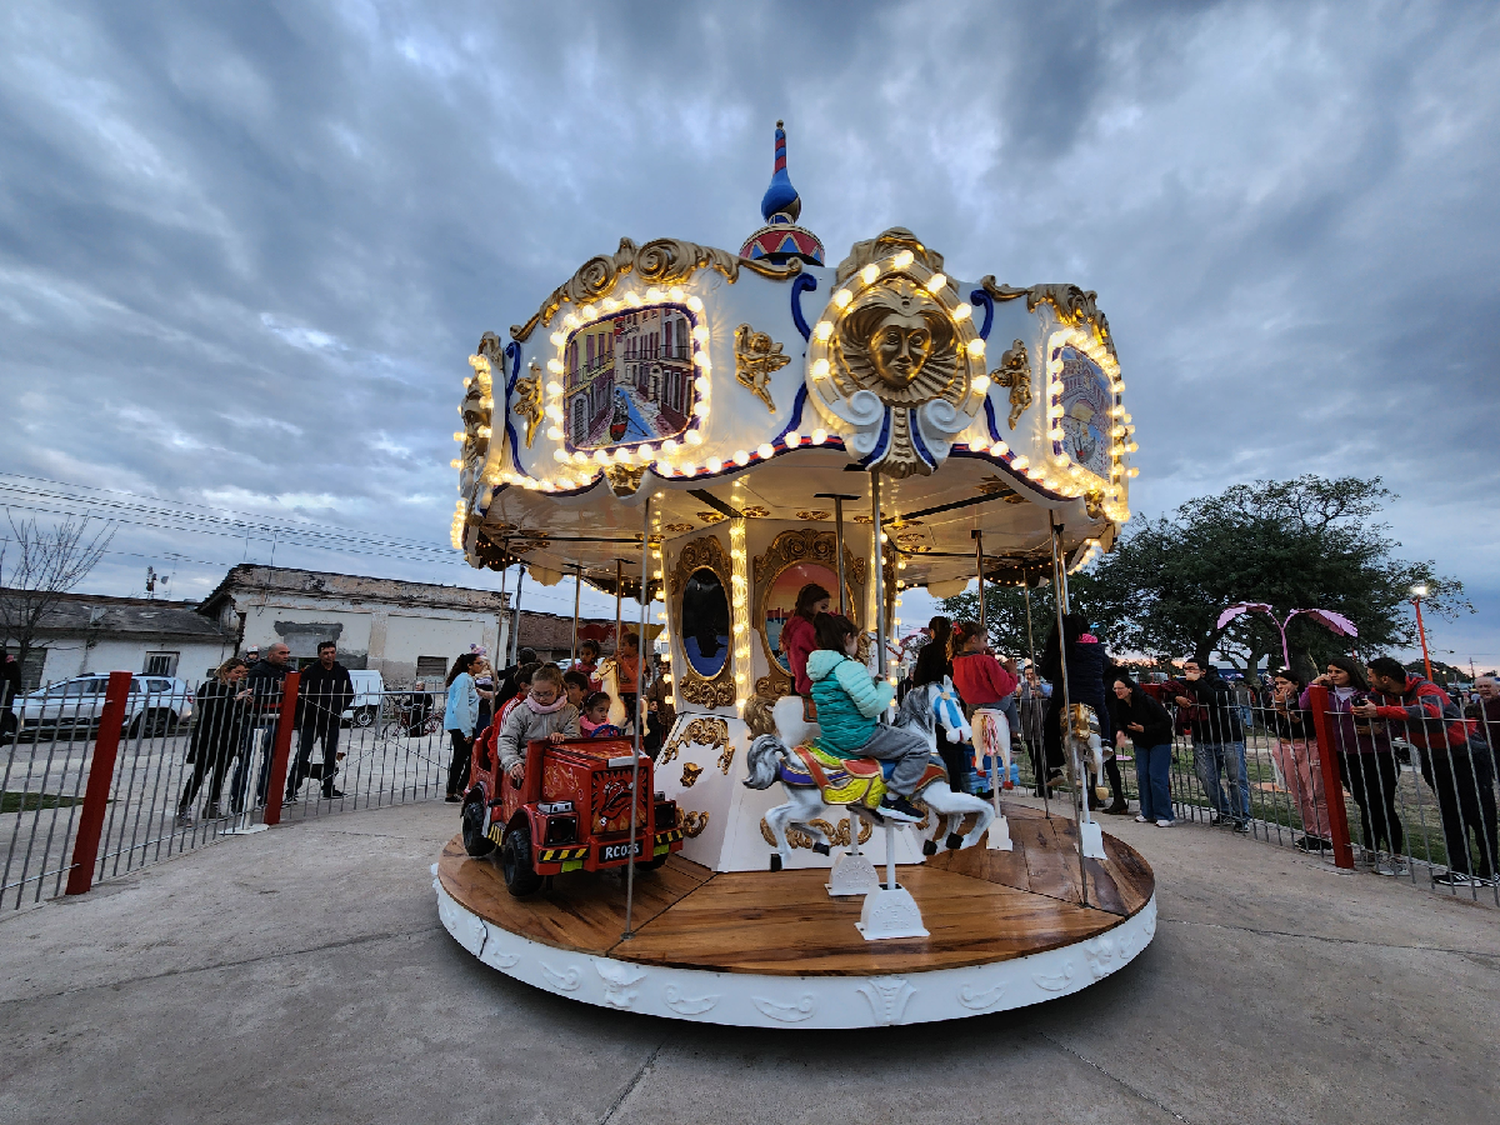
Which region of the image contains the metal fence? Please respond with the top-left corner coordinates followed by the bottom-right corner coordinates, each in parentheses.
top-left (2, 672), bottom-right (454, 911)
top-left (1005, 684), bottom-right (1500, 906)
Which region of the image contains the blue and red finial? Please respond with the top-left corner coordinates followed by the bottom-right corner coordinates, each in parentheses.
top-left (760, 119), bottom-right (801, 223)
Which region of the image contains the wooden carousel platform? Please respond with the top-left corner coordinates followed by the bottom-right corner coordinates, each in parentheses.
top-left (434, 805), bottom-right (1156, 1027)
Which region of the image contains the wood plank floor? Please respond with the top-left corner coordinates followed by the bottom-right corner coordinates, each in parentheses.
top-left (437, 804), bottom-right (1154, 977)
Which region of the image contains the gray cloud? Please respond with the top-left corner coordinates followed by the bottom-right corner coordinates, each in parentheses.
top-left (1, 0), bottom-right (1496, 660)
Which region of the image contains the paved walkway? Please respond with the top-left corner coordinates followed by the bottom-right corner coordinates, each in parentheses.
top-left (1, 800), bottom-right (1495, 1124)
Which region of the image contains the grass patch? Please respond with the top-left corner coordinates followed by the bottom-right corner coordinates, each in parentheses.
top-left (1, 791), bottom-right (86, 814)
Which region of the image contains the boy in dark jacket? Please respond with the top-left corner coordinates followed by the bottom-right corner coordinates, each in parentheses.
top-left (288, 641), bottom-right (355, 801)
top-left (1175, 660), bottom-right (1250, 830)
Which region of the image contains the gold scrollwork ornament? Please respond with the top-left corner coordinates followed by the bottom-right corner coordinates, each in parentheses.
top-left (679, 762), bottom-right (703, 787)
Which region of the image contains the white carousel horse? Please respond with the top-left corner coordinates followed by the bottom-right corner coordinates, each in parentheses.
top-left (744, 683), bottom-right (994, 871)
top-left (596, 659), bottom-right (629, 730)
top-left (1062, 702), bottom-right (1108, 859)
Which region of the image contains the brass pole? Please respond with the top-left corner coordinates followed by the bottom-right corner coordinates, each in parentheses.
top-left (1049, 514), bottom-right (1088, 908)
top-left (623, 495), bottom-right (652, 940)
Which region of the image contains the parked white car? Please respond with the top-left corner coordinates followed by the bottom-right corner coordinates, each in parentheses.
top-left (342, 669), bottom-right (385, 727)
top-left (10, 674), bottom-right (195, 740)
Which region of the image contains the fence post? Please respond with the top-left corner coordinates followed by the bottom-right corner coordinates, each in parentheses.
top-left (65, 671), bottom-right (133, 896)
top-left (1306, 684), bottom-right (1355, 870)
top-left (261, 671), bottom-right (300, 828)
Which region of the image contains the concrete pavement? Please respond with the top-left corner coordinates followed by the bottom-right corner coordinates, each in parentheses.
top-left (1, 798), bottom-right (1495, 1124)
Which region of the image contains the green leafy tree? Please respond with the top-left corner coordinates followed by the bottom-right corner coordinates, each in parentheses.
top-left (1078, 476), bottom-right (1468, 677)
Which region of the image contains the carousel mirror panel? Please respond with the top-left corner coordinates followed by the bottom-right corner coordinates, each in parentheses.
top-left (670, 534), bottom-right (737, 708)
top-left (754, 528), bottom-right (866, 696)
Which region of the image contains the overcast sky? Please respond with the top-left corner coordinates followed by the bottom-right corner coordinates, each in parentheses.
top-left (2, 1), bottom-right (1496, 668)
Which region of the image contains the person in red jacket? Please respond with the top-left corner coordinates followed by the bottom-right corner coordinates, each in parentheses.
top-left (778, 583), bottom-right (830, 697)
top-left (950, 621), bottom-right (1020, 797)
top-left (1358, 656), bottom-right (1497, 888)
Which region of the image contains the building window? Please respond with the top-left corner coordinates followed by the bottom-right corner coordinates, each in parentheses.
top-left (144, 652), bottom-right (180, 677)
top-left (416, 656), bottom-right (448, 686)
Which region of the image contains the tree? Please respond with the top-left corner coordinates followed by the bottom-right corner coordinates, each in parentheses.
top-left (1077, 476), bottom-right (1468, 678)
top-left (0, 515), bottom-right (114, 681)
top-left (937, 573), bottom-right (1127, 667)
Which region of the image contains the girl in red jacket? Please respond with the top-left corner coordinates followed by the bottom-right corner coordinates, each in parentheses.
top-left (950, 621), bottom-right (1020, 794)
top-left (779, 582), bottom-right (831, 697)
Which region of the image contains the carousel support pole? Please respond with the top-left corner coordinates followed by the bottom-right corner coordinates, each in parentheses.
top-left (614, 559), bottom-right (624, 655)
top-left (972, 530), bottom-right (987, 641)
top-left (870, 473), bottom-right (888, 695)
top-left (1024, 578), bottom-right (1048, 817)
top-left (570, 564), bottom-right (583, 664)
top-left (1050, 515), bottom-right (1095, 907)
top-left (496, 564), bottom-right (509, 670)
top-left (511, 566), bottom-right (525, 666)
top-left (815, 492), bottom-right (859, 616)
top-left (623, 497), bottom-right (652, 940)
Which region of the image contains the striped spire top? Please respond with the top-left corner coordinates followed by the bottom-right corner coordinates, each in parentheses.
top-left (759, 119), bottom-right (801, 223)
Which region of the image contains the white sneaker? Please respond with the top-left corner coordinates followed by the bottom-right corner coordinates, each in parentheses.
top-left (1134, 814), bottom-right (1149, 823)
top-left (1155, 818), bottom-right (1173, 827)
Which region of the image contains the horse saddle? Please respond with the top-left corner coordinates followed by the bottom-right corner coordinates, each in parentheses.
top-left (778, 743), bottom-right (946, 810)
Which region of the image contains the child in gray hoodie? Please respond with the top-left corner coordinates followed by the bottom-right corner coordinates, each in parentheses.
top-left (496, 664), bottom-right (582, 782)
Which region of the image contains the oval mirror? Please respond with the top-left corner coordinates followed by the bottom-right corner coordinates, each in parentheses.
top-left (681, 568), bottom-right (730, 679)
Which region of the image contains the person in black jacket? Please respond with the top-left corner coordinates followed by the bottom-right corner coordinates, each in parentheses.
top-left (231, 643), bottom-right (290, 813)
top-left (1111, 673), bottom-right (1175, 826)
top-left (177, 658), bottom-right (251, 823)
top-left (1175, 659), bottom-right (1250, 830)
top-left (1041, 613), bottom-right (1122, 809)
top-left (0, 647), bottom-right (21, 744)
top-left (288, 641), bottom-right (355, 802)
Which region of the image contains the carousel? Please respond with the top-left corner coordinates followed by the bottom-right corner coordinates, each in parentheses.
top-left (432, 123), bottom-right (1155, 1027)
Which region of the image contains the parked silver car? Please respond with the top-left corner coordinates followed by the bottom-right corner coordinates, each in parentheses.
top-left (10, 674), bottom-right (195, 740)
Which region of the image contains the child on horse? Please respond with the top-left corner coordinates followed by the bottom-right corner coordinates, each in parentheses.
top-left (804, 612), bottom-right (930, 823)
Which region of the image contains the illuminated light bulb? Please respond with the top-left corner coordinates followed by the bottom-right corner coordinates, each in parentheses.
top-left (453, 431), bottom-right (465, 442)
top-left (972, 374), bottom-right (991, 394)
top-left (785, 431), bottom-right (802, 448)
top-left (733, 449), bottom-right (750, 465)
top-left (880, 532), bottom-right (889, 543)
top-left (833, 288), bottom-right (853, 309)
top-left (1113, 405), bottom-right (1127, 417)
top-left (966, 339), bottom-right (985, 358)
top-left (953, 303), bottom-right (972, 321)
top-left (614, 447), bottom-right (633, 462)
top-left (572, 451), bottom-right (588, 464)
top-left (814, 320), bottom-right (834, 341)
top-left (637, 444), bottom-right (652, 459)
top-left (686, 295), bottom-right (704, 313)
top-left (550, 332), bottom-right (565, 347)
top-left (541, 480), bottom-right (557, 492)
top-left (892, 249), bottom-right (914, 269)
top-left (1127, 441), bottom-right (1139, 453)
top-left (449, 458), bottom-right (463, 469)
top-left (624, 290), bottom-right (642, 307)
top-left (545, 404), bottom-right (563, 421)
top-left (546, 381), bottom-right (564, 396)
top-left (706, 456), bottom-right (722, 473)
top-left (462, 377), bottom-right (472, 389)
top-left (860, 263), bottom-right (879, 285)
top-left (1049, 403), bottom-right (1065, 417)
top-left (694, 352), bottom-right (710, 369)
top-left (562, 313), bottom-right (580, 329)
top-left (811, 358), bottom-right (831, 379)
top-left (669, 286), bottom-right (685, 301)
top-left (547, 426), bottom-right (564, 441)
top-left (811, 428), bottom-right (828, 445)
top-left (1052, 453), bottom-right (1069, 466)
top-left (1111, 425), bottom-right (1127, 438)
top-left (547, 358), bottom-right (564, 375)
top-left (680, 461), bottom-right (696, 475)
top-left (646, 287), bottom-right (664, 302)
top-left (692, 402), bottom-right (710, 418)
top-left (756, 442), bottom-right (775, 459)
top-left (1127, 467), bottom-right (1140, 478)
top-left (593, 450), bottom-right (609, 464)
top-left (989, 440), bottom-right (1008, 455)
top-left (553, 449), bottom-right (569, 463)
top-left (1116, 380), bottom-right (1126, 392)
top-left (1050, 428), bottom-right (1064, 441)
top-left (685, 429), bottom-right (703, 444)
top-left (655, 460), bottom-right (674, 476)
top-left (662, 438), bottom-right (679, 454)
top-left (580, 304), bottom-right (598, 320)
top-left (925, 273), bottom-right (947, 295)
top-left (692, 325), bottom-right (710, 343)
top-left (694, 375), bottom-right (710, 394)
top-left (1011, 455), bottom-right (1029, 470)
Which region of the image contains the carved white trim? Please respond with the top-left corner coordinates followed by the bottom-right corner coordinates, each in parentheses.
top-left (435, 877), bottom-right (1157, 1028)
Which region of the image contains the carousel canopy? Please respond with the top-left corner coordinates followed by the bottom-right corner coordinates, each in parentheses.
top-left (450, 124), bottom-right (1137, 595)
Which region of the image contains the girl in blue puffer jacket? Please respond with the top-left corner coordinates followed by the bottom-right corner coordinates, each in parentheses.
top-left (805, 613), bottom-right (930, 823)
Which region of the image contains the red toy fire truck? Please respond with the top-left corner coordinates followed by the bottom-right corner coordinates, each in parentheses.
top-left (461, 733), bottom-right (683, 897)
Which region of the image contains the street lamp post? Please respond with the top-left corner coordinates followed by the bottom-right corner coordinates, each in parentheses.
top-left (1410, 584), bottom-right (1434, 682)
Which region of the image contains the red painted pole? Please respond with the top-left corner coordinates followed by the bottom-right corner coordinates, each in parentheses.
top-left (1305, 684), bottom-right (1355, 870)
top-left (65, 671), bottom-right (134, 896)
top-left (261, 671), bottom-right (300, 827)
top-left (1412, 598), bottom-right (1435, 682)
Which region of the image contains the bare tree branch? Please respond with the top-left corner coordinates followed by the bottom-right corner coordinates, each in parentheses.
top-left (0, 513), bottom-right (115, 677)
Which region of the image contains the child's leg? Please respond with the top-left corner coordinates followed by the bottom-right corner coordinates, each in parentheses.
top-left (859, 724), bottom-right (934, 796)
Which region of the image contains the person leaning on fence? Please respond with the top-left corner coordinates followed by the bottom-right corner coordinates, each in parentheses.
top-left (1360, 656), bottom-right (1498, 888)
top-left (495, 664), bottom-right (581, 783)
top-left (231, 642), bottom-right (290, 813)
top-left (806, 612), bottom-right (929, 824)
top-left (1110, 674), bottom-right (1174, 827)
top-left (444, 653), bottom-right (481, 803)
top-left (1175, 659), bottom-right (1251, 832)
top-left (1303, 657), bottom-right (1405, 873)
top-left (287, 641), bottom-right (354, 803)
top-left (1266, 668), bottom-right (1335, 855)
top-left (177, 657), bottom-right (251, 824)
top-left (1465, 676), bottom-right (1500, 755)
